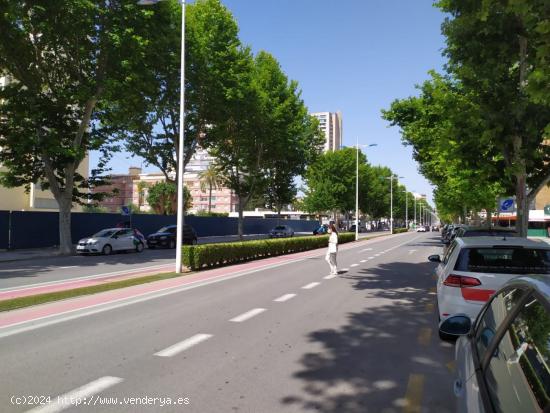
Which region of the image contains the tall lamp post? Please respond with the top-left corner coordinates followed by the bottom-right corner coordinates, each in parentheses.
top-left (413, 192), bottom-right (417, 229)
top-left (138, 0), bottom-right (186, 273)
top-left (355, 139), bottom-right (377, 241)
top-left (406, 192), bottom-right (409, 230)
top-left (385, 174), bottom-right (404, 234)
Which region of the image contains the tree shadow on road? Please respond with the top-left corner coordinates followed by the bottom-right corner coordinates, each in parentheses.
top-left (280, 260), bottom-right (454, 413)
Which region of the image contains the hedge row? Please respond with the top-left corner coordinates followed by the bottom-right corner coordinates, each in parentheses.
top-left (182, 233), bottom-right (356, 270)
top-left (393, 228), bottom-right (409, 234)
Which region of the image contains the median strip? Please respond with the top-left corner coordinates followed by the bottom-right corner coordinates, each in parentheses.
top-left (0, 272), bottom-right (181, 313)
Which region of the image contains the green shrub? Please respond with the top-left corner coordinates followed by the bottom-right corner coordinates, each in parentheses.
top-left (182, 233), bottom-right (356, 270)
top-left (393, 228), bottom-right (409, 234)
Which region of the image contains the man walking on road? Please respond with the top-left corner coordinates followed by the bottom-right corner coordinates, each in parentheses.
top-left (325, 223), bottom-right (339, 275)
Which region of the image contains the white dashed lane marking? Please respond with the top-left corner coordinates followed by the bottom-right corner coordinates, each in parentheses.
top-left (274, 293), bottom-right (296, 302)
top-left (154, 334), bottom-right (213, 357)
top-left (26, 376), bottom-right (124, 413)
top-left (302, 282), bottom-right (321, 289)
top-left (230, 308), bottom-right (266, 323)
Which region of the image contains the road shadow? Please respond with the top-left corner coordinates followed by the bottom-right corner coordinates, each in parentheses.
top-left (280, 260), bottom-right (454, 413)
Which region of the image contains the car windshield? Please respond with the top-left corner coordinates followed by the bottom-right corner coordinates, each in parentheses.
top-left (455, 247), bottom-right (550, 274)
top-left (157, 227), bottom-right (173, 233)
top-left (92, 229), bottom-right (118, 238)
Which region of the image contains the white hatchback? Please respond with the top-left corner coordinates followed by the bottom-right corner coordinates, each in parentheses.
top-left (77, 228), bottom-right (145, 255)
top-left (429, 237), bottom-right (550, 336)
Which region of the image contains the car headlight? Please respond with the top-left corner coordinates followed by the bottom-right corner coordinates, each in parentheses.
top-left (88, 240), bottom-right (98, 245)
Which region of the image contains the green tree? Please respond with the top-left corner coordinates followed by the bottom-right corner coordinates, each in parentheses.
top-left (251, 51), bottom-right (324, 215)
top-left (383, 73), bottom-right (506, 225)
top-left (199, 163), bottom-right (224, 213)
top-left (0, 1), bottom-right (165, 254)
top-left (435, 0), bottom-right (550, 235)
top-left (147, 181), bottom-right (191, 215)
top-left (108, 0), bottom-right (245, 186)
top-left (302, 148), bottom-right (360, 222)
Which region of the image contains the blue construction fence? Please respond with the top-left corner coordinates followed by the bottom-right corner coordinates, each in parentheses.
top-left (0, 210), bottom-right (319, 250)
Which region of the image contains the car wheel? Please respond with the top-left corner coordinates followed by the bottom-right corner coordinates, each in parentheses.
top-left (102, 244), bottom-right (112, 255)
top-left (169, 239), bottom-right (176, 249)
top-left (135, 242), bottom-right (144, 253)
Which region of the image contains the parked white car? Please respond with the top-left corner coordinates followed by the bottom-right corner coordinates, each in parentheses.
top-left (77, 228), bottom-right (145, 255)
top-left (439, 275), bottom-right (550, 412)
top-left (428, 236), bottom-right (550, 338)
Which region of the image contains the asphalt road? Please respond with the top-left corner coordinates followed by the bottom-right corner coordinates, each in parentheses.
top-left (0, 232), bottom-right (455, 413)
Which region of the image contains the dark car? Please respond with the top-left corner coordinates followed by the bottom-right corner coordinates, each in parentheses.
top-left (147, 225), bottom-right (198, 249)
top-left (269, 225), bottom-right (294, 238)
top-left (313, 224), bottom-right (329, 235)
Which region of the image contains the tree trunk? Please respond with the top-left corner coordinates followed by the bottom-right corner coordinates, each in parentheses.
top-left (238, 197), bottom-right (245, 240)
top-left (486, 211), bottom-right (492, 228)
top-left (57, 196), bottom-right (73, 255)
top-left (208, 184), bottom-right (212, 213)
top-left (516, 170), bottom-right (529, 237)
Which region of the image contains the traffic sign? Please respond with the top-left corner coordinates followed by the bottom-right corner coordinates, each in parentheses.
top-left (121, 205), bottom-right (130, 216)
top-left (499, 197), bottom-right (515, 213)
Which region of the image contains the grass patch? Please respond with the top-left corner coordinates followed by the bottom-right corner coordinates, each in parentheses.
top-left (0, 272), bottom-right (183, 313)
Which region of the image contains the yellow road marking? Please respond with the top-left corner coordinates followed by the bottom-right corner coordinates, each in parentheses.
top-left (403, 374), bottom-right (424, 413)
top-left (417, 327), bottom-right (432, 346)
top-left (446, 361), bottom-right (456, 373)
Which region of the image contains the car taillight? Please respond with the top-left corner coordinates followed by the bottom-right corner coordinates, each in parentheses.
top-left (443, 274), bottom-right (481, 288)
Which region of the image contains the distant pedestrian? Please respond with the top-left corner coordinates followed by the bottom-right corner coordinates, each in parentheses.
top-left (325, 223), bottom-right (339, 275)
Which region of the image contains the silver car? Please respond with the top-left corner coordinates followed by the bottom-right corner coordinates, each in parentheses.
top-left (440, 275), bottom-right (550, 412)
top-left (269, 225), bottom-right (294, 238)
top-left (76, 228), bottom-right (145, 255)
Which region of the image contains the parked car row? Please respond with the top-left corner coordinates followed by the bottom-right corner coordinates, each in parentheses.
top-left (77, 223), bottom-right (305, 255)
top-left (77, 224), bottom-right (198, 255)
top-left (429, 224), bottom-right (550, 411)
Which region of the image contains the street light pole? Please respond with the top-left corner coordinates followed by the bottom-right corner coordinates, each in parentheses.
top-left (402, 190), bottom-right (408, 230)
top-left (138, 0), bottom-right (186, 273)
top-left (413, 193), bottom-right (417, 229)
top-left (355, 137), bottom-right (359, 241)
top-left (355, 141), bottom-right (377, 241)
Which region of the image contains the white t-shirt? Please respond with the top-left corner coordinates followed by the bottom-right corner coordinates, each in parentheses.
top-left (328, 232), bottom-right (338, 253)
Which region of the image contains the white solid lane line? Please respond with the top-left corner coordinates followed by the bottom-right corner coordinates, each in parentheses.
top-left (230, 308), bottom-right (266, 323)
top-left (154, 333), bottom-right (213, 357)
top-left (274, 293), bottom-right (296, 302)
top-left (350, 264), bottom-right (359, 267)
top-left (27, 376), bottom-right (123, 413)
top-left (302, 282), bottom-right (321, 289)
top-left (323, 274), bottom-right (338, 280)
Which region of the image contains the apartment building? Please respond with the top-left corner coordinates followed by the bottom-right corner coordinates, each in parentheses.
top-left (310, 111), bottom-right (343, 152)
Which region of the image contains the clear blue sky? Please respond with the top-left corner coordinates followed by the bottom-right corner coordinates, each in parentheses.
top-left (92, 0), bottom-right (447, 204)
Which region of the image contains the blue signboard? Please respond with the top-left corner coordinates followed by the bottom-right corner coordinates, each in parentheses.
top-left (121, 206), bottom-right (130, 216)
top-left (499, 197), bottom-right (515, 213)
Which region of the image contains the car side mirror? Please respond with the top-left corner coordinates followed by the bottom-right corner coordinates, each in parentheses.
top-left (440, 315), bottom-right (472, 337)
top-left (428, 254), bottom-right (441, 263)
